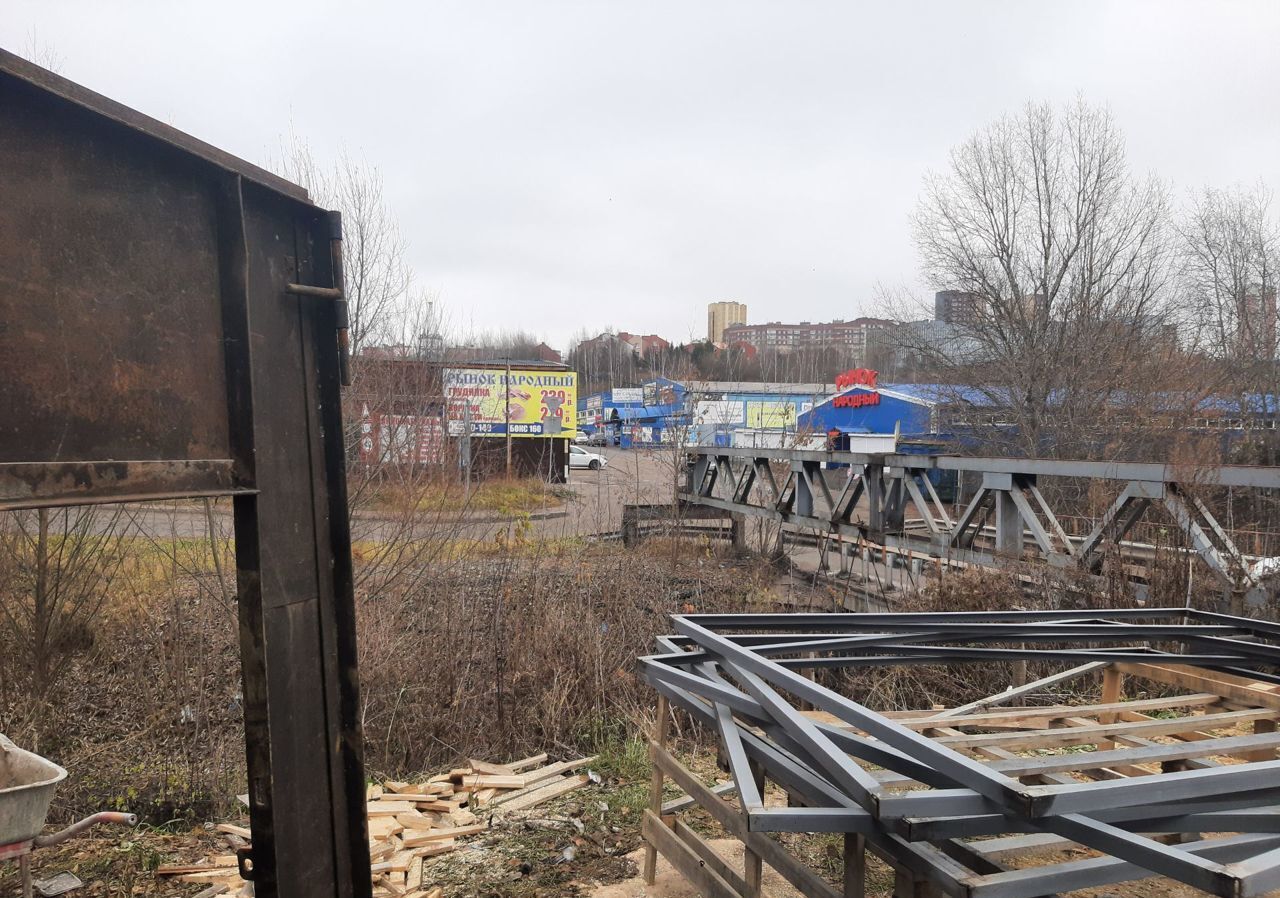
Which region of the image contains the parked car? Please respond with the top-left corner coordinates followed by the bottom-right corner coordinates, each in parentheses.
top-left (585, 430), bottom-right (609, 446)
top-left (569, 445), bottom-right (608, 470)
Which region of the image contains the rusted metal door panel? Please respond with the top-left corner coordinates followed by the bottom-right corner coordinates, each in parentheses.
top-left (0, 74), bottom-right (231, 465)
top-left (0, 50), bottom-right (370, 898)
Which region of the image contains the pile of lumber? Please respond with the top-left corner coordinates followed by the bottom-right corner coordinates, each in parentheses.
top-left (157, 752), bottom-right (595, 897)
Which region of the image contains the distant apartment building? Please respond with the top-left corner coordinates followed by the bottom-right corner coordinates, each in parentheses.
top-left (619, 332), bottom-right (671, 358)
top-left (1237, 290), bottom-right (1278, 359)
top-left (722, 317), bottom-right (894, 361)
top-left (934, 290), bottom-right (984, 326)
top-left (707, 301), bottom-right (747, 343)
top-left (576, 331), bottom-right (670, 359)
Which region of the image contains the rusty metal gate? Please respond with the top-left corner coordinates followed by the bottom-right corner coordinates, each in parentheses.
top-left (0, 49), bottom-right (370, 898)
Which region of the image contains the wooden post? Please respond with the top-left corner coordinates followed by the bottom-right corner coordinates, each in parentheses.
top-left (643, 695), bottom-right (671, 885)
top-left (843, 833), bottom-right (866, 898)
top-left (1246, 718), bottom-right (1278, 762)
top-left (1099, 666), bottom-right (1124, 751)
top-left (893, 868), bottom-right (915, 898)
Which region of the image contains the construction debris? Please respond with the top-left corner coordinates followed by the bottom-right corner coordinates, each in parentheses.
top-left (158, 753), bottom-right (595, 897)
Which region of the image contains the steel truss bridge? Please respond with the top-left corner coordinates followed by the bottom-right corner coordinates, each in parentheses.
top-left (681, 448), bottom-right (1280, 608)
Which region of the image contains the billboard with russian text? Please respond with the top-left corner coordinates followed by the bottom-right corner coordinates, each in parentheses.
top-left (444, 368), bottom-right (578, 437)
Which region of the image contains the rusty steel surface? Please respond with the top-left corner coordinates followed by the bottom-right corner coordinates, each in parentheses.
top-left (0, 71), bottom-right (231, 467)
top-left (0, 49), bottom-right (370, 898)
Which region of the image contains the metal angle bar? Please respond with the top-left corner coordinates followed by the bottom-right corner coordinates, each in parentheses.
top-left (1007, 485), bottom-right (1057, 556)
top-left (832, 470), bottom-right (865, 524)
top-left (714, 699), bottom-right (763, 811)
top-left (680, 607), bottom-right (1190, 627)
top-left (1078, 485), bottom-right (1141, 563)
top-left (1162, 489), bottom-right (1238, 586)
top-left (753, 458), bottom-right (779, 503)
top-left (672, 617), bottom-right (1028, 814)
top-left (781, 647), bottom-right (1258, 666)
top-left (807, 460), bottom-right (835, 514)
top-left (1026, 482), bottom-right (1075, 556)
top-left (731, 463), bottom-right (756, 505)
top-left (903, 797), bottom-right (1280, 842)
top-left (646, 676), bottom-right (845, 811)
top-left (964, 833), bottom-right (1280, 898)
top-left (1026, 758), bottom-right (1280, 819)
top-left (1183, 488), bottom-right (1254, 573)
top-left (717, 660), bottom-right (883, 808)
top-left (1225, 842), bottom-right (1280, 896)
top-left (922, 470), bottom-right (955, 529)
top-left (748, 807), bottom-right (867, 833)
top-left (903, 474), bottom-right (943, 535)
top-left (950, 486), bottom-right (989, 548)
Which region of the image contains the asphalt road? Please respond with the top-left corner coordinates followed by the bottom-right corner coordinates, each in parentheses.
top-left (68, 447), bottom-right (681, 542)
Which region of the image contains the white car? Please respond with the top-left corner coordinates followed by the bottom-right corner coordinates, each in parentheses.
top-left (569, 445), bottom-right (608, 471)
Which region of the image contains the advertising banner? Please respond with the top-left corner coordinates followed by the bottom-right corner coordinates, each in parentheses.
top-left (746, 400), bottom-right (797, 429)
top-left (693, 400), bottom-right (744, 426)
top-left (611, 387), bottom-right (643, 404)
top-left (444, 368), bottom-right (578, 437)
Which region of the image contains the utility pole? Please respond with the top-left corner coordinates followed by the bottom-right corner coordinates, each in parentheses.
top-left (505, 356), bottom-right (513, 476)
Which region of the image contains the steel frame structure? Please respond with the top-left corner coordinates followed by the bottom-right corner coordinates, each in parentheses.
top-left (0, 51), bottom-right (368, 898)
top-left (639, 609), bottom-right (1280, 897)
top-left (682, 448), bottom-right (1280, 606)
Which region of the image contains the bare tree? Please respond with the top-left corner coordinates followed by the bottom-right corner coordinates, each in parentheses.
top-left (1179, 184), bottom-right (1279, 397)
top-left (21, 29), bottom-right (64, 73)
top-left (904, 99), bottom-right (1178, 457)
top-left (277, 138), bottom-right (412, 356)
top-left (0, 507), bottom-right (131, 741)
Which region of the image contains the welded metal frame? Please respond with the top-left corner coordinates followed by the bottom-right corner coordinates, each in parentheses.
top-left (0, 51), bottom-right (369, 898)
top-left (640, 609), bottom-right (1280, 897)
top-left (683, 447), bottom-right (1280, 605)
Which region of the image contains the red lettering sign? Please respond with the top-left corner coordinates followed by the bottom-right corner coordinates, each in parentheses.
top-left (832, 391), bottom-right (881, 409)
top-left (835, 368), bottom-right (878, 390)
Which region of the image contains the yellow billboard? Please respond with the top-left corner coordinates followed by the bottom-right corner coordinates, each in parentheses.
top-left (444, 368), bottom-right (577, 437)
top-left (746, 400), bottom-right (796, 429)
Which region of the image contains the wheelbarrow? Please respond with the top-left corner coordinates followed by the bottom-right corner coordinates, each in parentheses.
top-left (1, 735), bottom-right (137, 898)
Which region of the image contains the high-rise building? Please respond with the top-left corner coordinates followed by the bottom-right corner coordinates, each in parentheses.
top-left (708, 301), bottom-right (747, 343)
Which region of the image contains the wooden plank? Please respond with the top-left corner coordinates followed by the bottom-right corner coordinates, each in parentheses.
top-left (214, 823), bottom-right (253, 839)
top-left (400, 825), bottom-right (486, 848)
top-left (877, 730), bottom-right (1280, 783)
top-left (496, 774), bottom-right (591, 811)
top-left (367, 801), bottom-right (418, 816)
top-left (508, 752), bottom-right (549, 772)
top-left (486, 758), bottom-right (596, 806)
top-left (673, 819), bottom-right (749, 895)
top-left (935, 707), bottom-right (1278, 751)
top-left (1099, 666), bottom-right (1124, 751)
top-left (650, 742), bottom-right (842, 898)
top-left (1060, 716), bottom-right (1150, 778)
top-left (457, 774), bottom-right (525, 790)
top-left (641, 810), bottom-right (743, 898)
top-left (519, 756), bottom-right (598, 789)
top-left (1249, 719), bottom-right (1279, 763)
top-left (819, 690), bottom-right (1218, 736)
top-left (1115, 662), bottom-right (1280, 710)
top-left (468, 759), bottom-right (517, 776)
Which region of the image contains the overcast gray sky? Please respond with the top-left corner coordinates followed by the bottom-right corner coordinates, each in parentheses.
top-left (5, 1), bottom-right (1280, 350)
